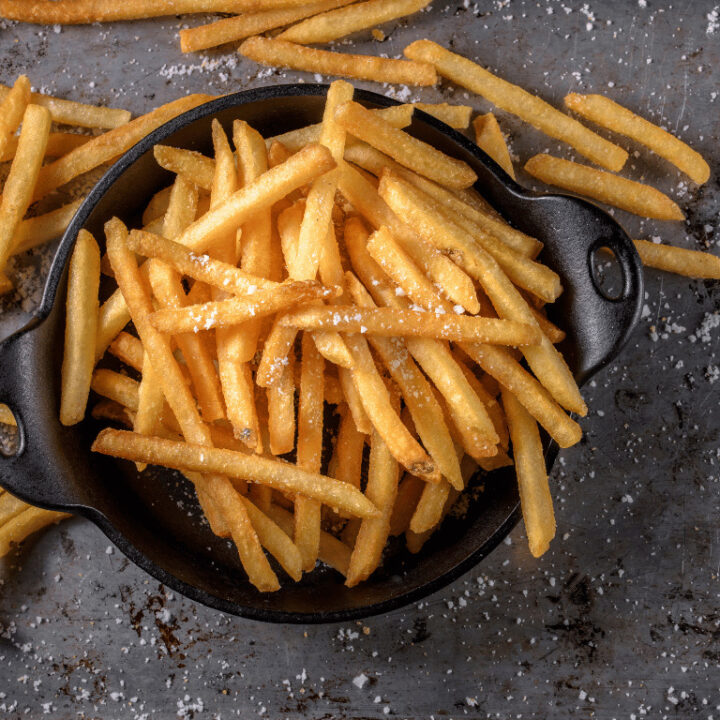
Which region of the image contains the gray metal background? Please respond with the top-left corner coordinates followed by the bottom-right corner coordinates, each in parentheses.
top-left (0, 1), bottom-right (718, 717)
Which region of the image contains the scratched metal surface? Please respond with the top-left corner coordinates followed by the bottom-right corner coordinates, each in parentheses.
top-left (0, 1), bottom-right (719, 718)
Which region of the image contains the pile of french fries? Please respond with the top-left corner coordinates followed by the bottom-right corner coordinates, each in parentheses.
top-left (0, 24), bottom-right (715, 578)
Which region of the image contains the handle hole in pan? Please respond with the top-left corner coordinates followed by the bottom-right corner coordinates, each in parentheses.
top-left (0, 403), bottom-right (20, 458)
top-left (589, 244), bottom-right (625, 302)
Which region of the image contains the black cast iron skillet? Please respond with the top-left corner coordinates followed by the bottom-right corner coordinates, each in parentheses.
top-left (0, 85), bottom-right (643, 623)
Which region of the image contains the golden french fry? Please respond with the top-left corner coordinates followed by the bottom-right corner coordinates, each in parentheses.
top-left (345, 429), bottom-right (399, 587)
top-left (256, 321), bottom-right (299, 388)
top-left (278, 0), bottom-right (430, 44)
top-left (60, 230), bottom-right (101, 426)
top-left (281, 305), bottom-right (541, 346)
top-left (295, 332), bottom-right (325, 570)
top-left (328, 404), bottom-right (366, 490)
top-left (0, 490), bottom-right (28, 526)
top-left (0, 75), bottom-right (30, 160)
top-left (336, 101), bottom-right (475, 189)
top-left (239, 36), bottom-right (437, 86)
top-left (525, 154), bottom-right (684, 221)
top-left (32, 95), bottom-right (211, 202)
top-left (266, 104), bottom-right (414, 152)
top-left (634, 239), bottom-right (720, 279)
top-left (142, 186), bottom-right (173, 225)
top-left (528, 304), bottom-right (566, 344)
top-left (502, 390), bottom-right (555, 557)
top-left (107, 331), bottom-right (144, 372)
top-left (404, 39), bottom-right (628, 172)
top-left (389, 474), bottom-right (424, 536)
top-left (95, 289), bottom-right (132, 360)
top-left (0, 82), bottom-right (130, 129)
top-left (0, 404), bottom-right (17, 426)
top-left (149, 280), bottom-right (336, 334)
top-left (461, 343), bottom-right (581, 448)
top-left (177, 143), bottom-right (335, 253)
top-left (0, 104), bottom-right (51, 282)
top-left (266, 503), bottom-right (351, 576)
top-left (153, 145), bottom-right (215, 190)
top-left (266, 349), bottom-right (296, 456)
top-left (1, 131), bottom-right (91, 163)
top-left (99, 435), bottom-right (374, 520)
top-left (11, 200), bottom-right (83, 256)
top-left (0, 0), bottom-right (303, 23)
top-left (0, 507), bottom-right (71, 558)
top-left (473, 112), bottom-right (515, 179)
top-left (565, 93), bottom-right (710, 185)
top-left (133, 351), bottom-right (165, 470)
top-left (413, 102), bottom-right (472, 129)
top-left (91, 369), bottom-right (140, 411)
top-left (409, 477), bottom-right (451, 534)
top-left (180, 0), bottom-right (356, 52)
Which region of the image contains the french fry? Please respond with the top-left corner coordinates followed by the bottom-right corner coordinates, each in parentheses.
top-left (502, 390), bottom-right (555, 557)
top-left (0, 507), bottom-right (71, 558)
top-left (256, 320), bottom-right (299, 388)
top-left (389, 474), bottom-right (424, 536)
top-left (0, 104), bottom-right (51, 284)
top-left (633, 239), bottom-right (720, 279)
top-left (409, 477), bottom-right (451, 534)
top-left (0, 0), bottom-right (305, 23)
top-left (524, 154), bottom-right (684, 221)
top-left (295, 332), bottom-right (325, 570)
top-left (176, 143), bottom-right (335, 253)
top-left (280, 305), bottom-right (541, 346)
top-left (0, 491), bottom-right (28, 526)
top-left (414, 102), bottom-right (472, 129)
top-left (266, 104), bottom-right (414, 152)
top-left (142, 186), bottom-right (173, 225)
top-left (473, 112), bottom-right (515, 179)
top-left (335, 101), bottom-right (476, 189)
top-left (153, 145), bottom-right (215, 191)
top-left (278, 0), bottom-right (430, 44)
top-left (565, 93), bottom-right (710, 185)
top-left (133, 351), bottom-right (165, 470)
top-left (107, 331), bottom-right (144, 372)
top-left (294, 80), bottom-right (353, 280)
top-left (180, 0), bottom-right (356, 52)
top-left (0, 82), bottom-right (130, 129)
top-left (0, 404), bottom-right (17, 426)
top-left (461, 343), bottom-right (582, 448)
top-left (404, 39), bottom-right (628, 172)
top-left (528, 304), bottom-right (566, 344)
top-left (239, 36), bottom-right (438, 86)
top-left (345, 332), bottom-right (436, 479)
top-left (324, 370), bottom-right (343, 405)
top-left (0, 75), bottom-right (30, 160)
top-left (95, 289), bottom-right (132, 360)
top-left (266, 349), bottom-right (296, 456)
top-left (345, 429), bottom-right (399, 587)
top-left (328, 405), bottom-right (366, 490)
top-left (337, 366), bottom-right (371, 434)
top-left (11, 200), bottom-right (83, 256)
top-left (266, 503), bottom-right (351, 576)
top-left (105, 217), bottom-right (279, 591)
top-left (32, 94), bottom-right (212, 203)
top-left (149, 280), bottom-right (336, 334)
top-left (91, 369), bottom-right (139, 411)
top-left (1, 131), bottom-right (92, 163)
top-left (406, 485), bottom-right (460, 553)
top-left (60, 230), bottom-right (101, 426)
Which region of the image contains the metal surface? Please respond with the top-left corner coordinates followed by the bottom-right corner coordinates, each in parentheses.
top-left (0, 0), bottom-right (718, 715)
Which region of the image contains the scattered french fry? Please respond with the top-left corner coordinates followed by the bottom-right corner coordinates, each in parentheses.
top-left (0, 75), bottom-right (30, 160)
top-left (0, 507), bottom-right (71, 558)
top-left (565, 93), bottom-right (710, 185)
top-left (11, 200), bottom-right (83, 256)
top-left (633, 239), bottom-right (720, 279)
top-left (525, 154), bottom-right (685, 221)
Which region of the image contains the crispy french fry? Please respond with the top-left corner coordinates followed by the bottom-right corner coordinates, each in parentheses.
top-left (525, 154), bottom-right (684, 221)
top-left (410, 477), bottom-right (451, 534)
top-left (0, 507), bottom-right (71, 558)
top-left (345, 429), bottom-right (399, 587)
top-left (0, 82), bottom-right (130, 129)
top-left (11, 200), bottom-right (83, 256)
top-left (0, 0), bottom-right (305, 23)
top-left (473, 112), bottom-right (515, 179)
top-left (502, 390), bottom-right (555, 557)
top-left (107, 331), bottom-right (144, 372)
top-left (133, 351), bottom-right (165, 470)
top-left (180, 0), bottom-right (356, 52)
top-left (336, 101), bottom-right (475, 189)
top-left (266, 503), bottom-right (351, 576)
top-left (0, 75), bottom-right (30, 160)
top-left (528, 304), bottom-right (565, 344)
top-left (32, 95), bottom-right (211, 202)
top-left (565, 93), bottom-right (710, 185)
top-left (278, 0), bottom-right (430, 44)
top-left (1, 131), bottom-right (91, 163)
top-left (0, 491), bottom-right (28, 526)
top-left (633, 239), bottom-right (720, 279)
top-left (266, 104), bottom-right (414, 152)
top-left (91, 369), bottom-right (139, 411)
top-left (389, 474), bottom-right (424, 536)
top-left (256, 321), bottom-right (299, 388)
top-left (266, 349), bottom-right (296, 456)
top-left (337, 365), bottom-right (371, 434)
top-left (414, 102), bottom-right (472, 129)
top-left (328, 404), bottom-right (366, 490)
top-left (239, 36), bottom-right (437, 86)
top-left (0, 104), bottom-right (51, 283)
top-left (281, 305), bottom-right (541, 346)
top-left (153, 145), bottom-right (215, 191)
top-left (404, 39), bottom-right (628, 172)
top-left (149, 280), bottom-right (336, 334)
top-left (95, 289), bottom-right (132, 360)
top-left (0, 404), bottom-right (17, 426)
top-left (295, 332), bottom-right (325, 570)
top-left (142, 186), bottom-right (173, 225)
top-left (60, 230), bottom-right (101, 425)
top-left (344, 142), bottom-right (542, 258)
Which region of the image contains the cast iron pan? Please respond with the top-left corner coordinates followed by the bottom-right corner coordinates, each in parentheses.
top-left (0, 85), bottom-right (643, 623)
